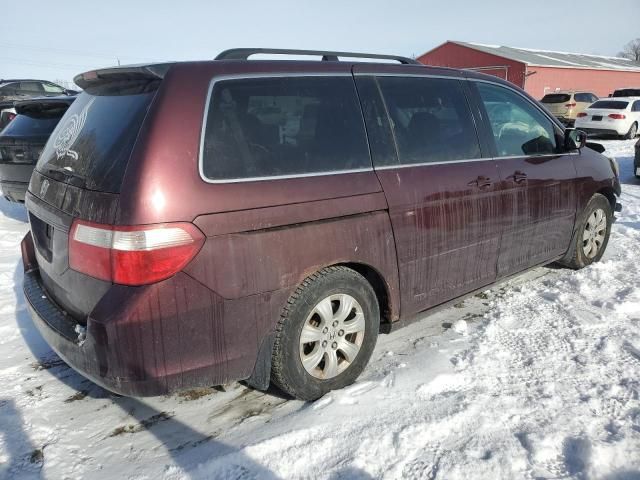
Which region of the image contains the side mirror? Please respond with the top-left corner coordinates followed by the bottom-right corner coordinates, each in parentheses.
top-left (564, 128), bottom-right (587, 151)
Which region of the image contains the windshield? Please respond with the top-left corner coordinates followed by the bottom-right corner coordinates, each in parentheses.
top-left (590, 100), bottom-right (629, 110)
top-left (36, 84), bottom-right (157, 193)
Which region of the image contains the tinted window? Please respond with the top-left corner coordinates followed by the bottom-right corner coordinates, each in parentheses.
top-left (633, 101), bottom-right (640, 112)
top-left (613, 89), bottom-right (640, 97)
top-left (477, 82), bottom-right (556, 157)
top-left (541, 93), bottom-right (571, 104)
top-left (0, 83), bottom-right (19, 96)
top-left (590, 100), bottom-right (629, 110)
top-left (202, 76), bottom-right (370, 181)
top-left (37, 83), bottom-right (157, 192)
top-left (574, 93), bottom-right (594, 103)
top-left (376, 76), bottom-right (481, 164)
top-left (0, 113), bottom-right (62, 137)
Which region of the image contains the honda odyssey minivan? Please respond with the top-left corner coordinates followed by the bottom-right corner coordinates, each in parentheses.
top-left (21, 49), bottom-right (621, 401)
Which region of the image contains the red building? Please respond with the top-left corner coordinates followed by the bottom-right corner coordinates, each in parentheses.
top-left (418, 41), bottom-right (640, 99)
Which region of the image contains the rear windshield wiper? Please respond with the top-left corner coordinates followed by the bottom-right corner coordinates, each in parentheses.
top-left (43, 166), bottom-right (88, 188)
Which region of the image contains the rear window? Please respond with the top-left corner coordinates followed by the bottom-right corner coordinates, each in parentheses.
top-left (36, 82), bottom-right (157, 192)
top-left (612, 89), bottom-right (640, 97)
top-left (541, 94), bottom-right (571, 104)
top-left (0, 113), bottom-right (62, 137)
top-left (201, 76), bottom-right (370, 181)
top-left (590, 100), bottom-right (629, 110)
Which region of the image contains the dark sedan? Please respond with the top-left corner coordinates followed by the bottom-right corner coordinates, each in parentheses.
top-left (0, 96), bottom-right (75, 202)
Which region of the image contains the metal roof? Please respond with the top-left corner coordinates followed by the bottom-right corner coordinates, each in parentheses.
top-left (451, 41), bottom-right (640, 72)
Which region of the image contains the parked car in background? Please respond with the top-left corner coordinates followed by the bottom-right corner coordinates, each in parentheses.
top-left (611, 87), bottom-right (640, 98)
top-left (0, 96), bottom-right (75, 202)
top-left (635, 138), bottom-right (640, 178)
top-left (540, 90), bottom-right (598, 126)
top-left (0, 79), bottom-right (78, 122)
top-left (0, 107), bottom-right (17, 131)
top-left (575, 98), bottom-right (640, 139)
top-left (21, 49), bottom-right (621, 401)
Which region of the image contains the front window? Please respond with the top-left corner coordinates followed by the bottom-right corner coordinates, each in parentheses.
top-left (477, 82), bottom-right (557, 157)
top-left (42, 83), bottom-right (66, 94)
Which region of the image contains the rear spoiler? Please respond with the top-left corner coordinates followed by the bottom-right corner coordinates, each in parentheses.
top-left (74, 63), bottom-right (173, 89)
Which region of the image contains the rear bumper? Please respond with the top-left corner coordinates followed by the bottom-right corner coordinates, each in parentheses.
top-left (580, 128), bottom-right (621, 137)
top-left (0, 180), bottom-right (27, 202)
top-left (21, 231), bottom-right (267, 397)
top-left (555, 116), bottom-right (575, 127)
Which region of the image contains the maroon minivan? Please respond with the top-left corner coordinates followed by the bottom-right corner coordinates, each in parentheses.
top-left (21, 49), bottom-right (621, 400)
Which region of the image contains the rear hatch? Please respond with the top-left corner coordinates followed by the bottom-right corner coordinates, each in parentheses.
top-left (541, 93), bottom-right (572, 116)
top-left (0, 99), bottom-right (72, 172)
top-left (26, 67), bottom-right (166, 322)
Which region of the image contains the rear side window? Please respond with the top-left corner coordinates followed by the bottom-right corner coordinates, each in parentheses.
top-left (201, 76), bottom-right (370, 181)
top-left (19, 82), bottom-right (44, 94)
top-left (541, 93), bottom-right (571, 104)
top-left (37, 83), bottom-right (157, 192)
top-left (590, 100), bottom-right (629, 110)
top-left (477, 82), bottom-right (557, 157)
top-left (376, 76), bottom-right (481, 164)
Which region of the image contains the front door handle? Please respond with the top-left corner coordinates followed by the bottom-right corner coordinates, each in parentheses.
top-left (508, 171), bottom-right (528, 184)
top-left (467, 176), bottom-right (493, 189)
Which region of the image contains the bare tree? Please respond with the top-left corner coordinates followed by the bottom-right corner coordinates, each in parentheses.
top-left (619, 38), bottom-right (640, 61)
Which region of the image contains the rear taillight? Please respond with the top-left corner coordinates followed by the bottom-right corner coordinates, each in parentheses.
top-left (608, 113), bottom-right (626, 120)
top-left (577, 112), bottom-right (588, 118)
top-left (69, 220), bottom-right (205, 286)
top-left (565, 103), bottom-right (576, 108)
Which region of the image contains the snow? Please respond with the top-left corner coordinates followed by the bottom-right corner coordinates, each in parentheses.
top-left (1, 140), bottom-right (640, 479)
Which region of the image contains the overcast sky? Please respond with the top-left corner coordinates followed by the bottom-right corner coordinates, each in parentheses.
top-left (3, 0), bottom-right (639, 85)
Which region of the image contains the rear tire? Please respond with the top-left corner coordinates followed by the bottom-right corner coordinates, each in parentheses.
top-left (559, 193), bottom-right (612, 269)
top-left (271, 266), bottom-right (380, 401)
top-left (624, 122), bottom-right (638, 140)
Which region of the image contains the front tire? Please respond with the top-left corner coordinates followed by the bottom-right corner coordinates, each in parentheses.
top-left (560, 193), bottom-right (613, 269)
top-left (271, 266), bottom-right (380, 401)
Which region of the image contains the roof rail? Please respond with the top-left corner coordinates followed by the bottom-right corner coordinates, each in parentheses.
top-left (215, 48), bottom-right (420, 65)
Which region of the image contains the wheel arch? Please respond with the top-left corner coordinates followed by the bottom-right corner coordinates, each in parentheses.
top-left (596, 186), bottom-right (617, 211)
top-left (337, 262), bottom-right (394, 329)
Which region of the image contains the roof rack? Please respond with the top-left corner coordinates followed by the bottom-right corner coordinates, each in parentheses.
top-left (215, 48), bottom-right (420, 65)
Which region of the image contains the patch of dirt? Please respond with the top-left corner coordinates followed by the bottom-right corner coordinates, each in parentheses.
top-left (31, 357), bottom-right (66, 371)
top-left (64, 390), bottom-right (88, 403)
top-left (177, 387), bottom-right (217, 402)
top-left (109, 412), bottom-right (175, 437)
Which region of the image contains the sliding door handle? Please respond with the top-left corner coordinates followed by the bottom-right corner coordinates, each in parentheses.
top-left (467, 176), bottom-right (493, 189)
top-left (509, 171), bottom-right (528, 184)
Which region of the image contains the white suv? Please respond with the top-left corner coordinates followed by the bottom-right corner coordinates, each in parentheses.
top-left (575, 97), bottom-right (640, 139)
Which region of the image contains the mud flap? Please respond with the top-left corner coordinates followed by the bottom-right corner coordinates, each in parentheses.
top-left (245, 333), bottom-right (275, 391)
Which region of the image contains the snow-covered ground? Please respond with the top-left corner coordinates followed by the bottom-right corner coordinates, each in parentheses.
top-left (1, 140), bottom-right (639, 480)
